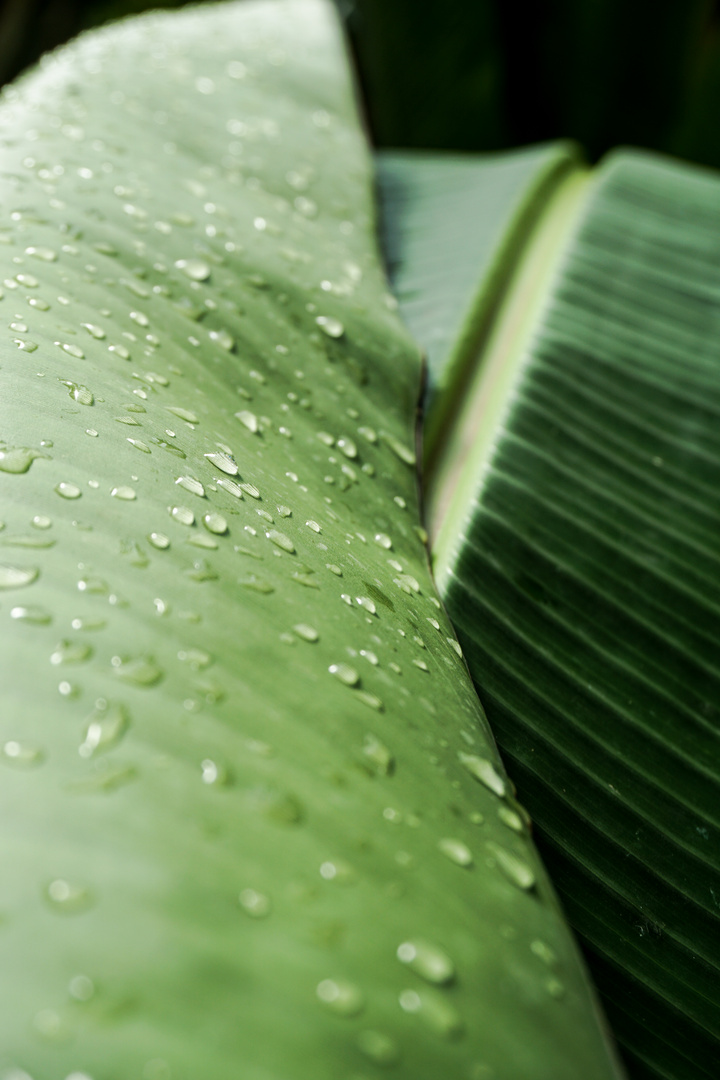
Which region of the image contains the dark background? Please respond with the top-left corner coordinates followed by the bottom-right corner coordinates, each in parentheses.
top-left (2, 1), bottom-right (720, 165)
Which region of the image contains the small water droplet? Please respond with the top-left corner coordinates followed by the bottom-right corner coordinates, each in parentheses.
top-left (209, 328), bottom-right (235, 351)
top-left (55, 482), bottom-right (81, 500)
top-left (0, 564), bottom-right (38, 588)
top-left (360, 733), bottom-right (394, 776)
top-left (381, 431), bottom-right (416, 466)
top-left (354, 690), bottom-right (384, 711)
top-left (148, 532), bottom-right (170, 549)
top-left (201, 758), bottom-right (230, 786)
top-left (412, 658), bottom-right (429, 672)
top-left (46, 878), bottom-right (93, 913)
top-left (2, 740), bottom-right (44, 767)
top-left (329, 663), bottom-right (359, 687)
top-left (530, 940), bottom-right (557, 966)
top-left (326, 563), bottom-right (342, 576)
top-left (50, 640), bottom-right (92, 665)
top-left (316, 979), bottom-right (365, 1017)
top-left (458, 752), bottom-right (506, 798)
top-left (58, 342), bottom-right (85, 359)
top-left (337, 437), bottom-right (357, 459)
top-left (498, 806), bottom-right (525, 833)
top-left (25, 245), bottom-right (57, 261)
top-left (112, 655), bottom-right (163, 687)
top-left (203, 512), bottom-right (228, 535)
top-left (266, 529), bottom-right (294, 553)
top-left (81, 322), bottom-right (106, 339)
top-left (166, 406), bottom-right (199, 424)
top-left (316, 315), bottom-right (344, 338)
top-left (175, 475), bottom-right (205, 498)
top-left (357, 1030), bottom-right (399, 1066)
top-left (438, 838), bottom-right (473, 867)
top-left (398, 988), bottom-right (464, 1039)
top-left (356, 596), bottom-right (377, 615)
top-left (397, 940), bottom-right (455, 985)
top-left (175, 258), bottom-right (211, 282)
top-left (31, 514), bottom-right (52, 529)
top-left (486, 842), bottom-right (536, 891)
top-left (10, 604), bottom-right (51, 624)
top-left (111, 485), bottom-right (136, 501)
top-left (236, 410), bottom-right (259, 433)
top-left (293, 623), bottom-right (318, 642)
top-left (374, 533), bottom-right (392, 550)
top-left (68, 974), bottom-right (95, 1001)
top-left (79, 700), bottom-right (129, 757)
top-left (170, 505), bottom-right (195, 526)
top-left (238, 888), bottom-right (271, 918)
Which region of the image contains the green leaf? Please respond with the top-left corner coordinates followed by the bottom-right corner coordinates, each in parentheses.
top-left (0, 2), bottom-right (621, 1078)
top-left (418, 148), bottom-right (720, 1079)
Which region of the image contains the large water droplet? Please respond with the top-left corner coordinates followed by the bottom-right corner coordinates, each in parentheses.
top-left (217, 477), bottom-right (244, 499)
top-left (316, 979), bottom-right (365, 1017)
top-left (0, 446), bottom-right (46, 474)
top-left (79, 701), bottom-right (129, 758)
top-left (111, 485), bottom-right (137, 501)
top-left (0, 564), bottom-right (38, 588)
top-left (112, 655), bottom-right (163, 687)
top-left (175, 258), bottom-right (211, 281)
top-left (486, 842), bottom-right (536, 891)
top-left (397, 940), bottom-right (455, 985)
top-left (148, 532), bottom-right (170, 549)
top-left (176, 475), bottom-right (205, 498)
top-left (203, 512), bottom-right (228, 535)
top-left (170, 505), bottom-right (195, 526)
top-left (205, 451), bottom-right (237, 475)
top-left (458, 752), bottom-right (506, 798)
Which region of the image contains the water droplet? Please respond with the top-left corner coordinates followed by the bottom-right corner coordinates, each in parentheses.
top-left (486, 842), bottom-right (536, 891)
top-left (204, 451), bottom-right (237, 475)
top-left (374, 533), bottom-right (392, 550)
top-left (337, 437), bottom-right (357, 459)
top-left (498, 806), bottom-right (525, 833)
top-left (316, 979), bottom-right (365, 1017)
top-left (55, 482), bottom-right (81, 500)
top-left (58, 342), bottom-right (85, 359)
top-left (209, 328), bottom-right (235, 351)
top-left (398, 988), bottom-right (463, 1039)
top-left (360, 733), bottom-right (394, 776)
top-left (0, 446), bottom-right (46, 474)
top-left (175, 258), bottom-right (211, 282)
top-left (438, 838), bottom-right (473, 867)
top-left (246, 785), bottom-right (302, 824)
top-left (81, 322), bottom-right (106, 339)
top-left (166, 406), bottom-right (199, 424)
top-left (354, 690), bottom-right (384, 711)
top-left (175, 475), bottom-right (205, 498)
top-left (397, 940), bottom-right (455, 985)
top-left (31, 515), bottom-right (52, 529)
top-left (238, 573), bottom-right (274, 593)
top-left (381, 431), bottom-right (416, 466)
top-left (412, 658), bottom-right (429, 672)
top-left (112, 655), bottom-right (163, 687)
top-left (148, 532), bottom-right (170, 549)
top-left (316, 315), bottom-right (344, 338)
top-left (10, 604), bottom-right (51, 624)
top-left (201, 758), bottom-right (230, 786)
top-left (394, 573), bottom-right (420, 594)
top-left (357, 1030), bottom-right (400, 1066)
top-left (25, 245), bottom-right (57, 261)
top-left (203, 512), bottom-right (228, 535)
top-left (79, 700), bottom-right (129, 757)
top-left (326, 563), bottom-right (342, 576)
top-left (111, 485), bottom-right (136, 501)
top-left (293, 623), bottom-right (318, 642)
top-left (50, 640), bottom-right (92, 665)
top-left (236, 410), bottom-right (259, 433)
top-left (266, 529), bottom-right (294, 553)
top-left (238, 888), bottom-right (271, 918)
top-left (45, 878), bottom-right (93, 913)
top-left (109, 343), bottom-right (131, 360)
top-left (68, 974), bottom-right (95, 1001)
top-left (329, 663), bottom-right (359, 687)
top-left (356, 596), bottom-right (377, 615)
top-left (170, 505), bottom-right (195, 526)
top-left (0, 564), bottom-right (38, 588)
top-left (530, 939), bottom-right (557, 966)
top-left (2, 740), bottom-right (44, 767)
top-left (458, 752), bottom-right (506, 798)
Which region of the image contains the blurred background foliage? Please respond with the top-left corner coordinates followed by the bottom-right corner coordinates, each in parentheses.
top-left (3, 0), bottom-right (720, 169)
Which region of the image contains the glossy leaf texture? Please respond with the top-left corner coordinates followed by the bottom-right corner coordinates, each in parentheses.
top-left (0, 2), bottom-right (622, 1078)
top-left (404, 148), bottom-right (720, 1079)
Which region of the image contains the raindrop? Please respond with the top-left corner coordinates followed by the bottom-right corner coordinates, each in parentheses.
top-left (374, 533), bottom-right (392, 550)
top-left (394, 573), bottom-right (420, 594)
top-left (530, 940), bottom-right (557, 966)
top-left (397, 940), bottom-right (455, 985)
top-left (2, 740), bottom-right (44, 767)
top-left (209, 329), bottom-right (235, 351)
top-left (398, 988), bottom-right (464, 1040)
top-left (81, 322), bottom-right (106, 339)
top-left (239, 888), bottom-right (271, 918)
top-left (0, 564), bottom-right (38, 588)
top-left (381, 431), bottom-right (416, 466)
top-left (79, 701), bottom-right (129, 757)
top-left (498, 806), bottom-right (525, 833)
top-left (112, 655), bottom-right (163, 687)
top-left (50, 640), bottom-right (92, 665)
top-left (204, 451), bottom-right (237, 475)
top-left (329, 663), bottom-right (359, 687)
top-left (305, 520), bottom-right (321, 533)
top-left (360, 733), bottom-right (394, 776)
top-left (55, 482), bottom-right (81, 500)
top-left (236, 410), bottom-right (259, 433)
top-left (25, 245), bottom-right (57, 261)
top-left (10, 604), bottom-right (51, 624)
top-left (111, 485), bottom-right (136, 501)
top-left (175, 258), bottom-right (211, 281)
top-left (316, 979), bottom-right (365, 1017)
top-left (148, 532), bottom-right (170, 549)
top-left (438, 838), bottom-right (473, 867)
top-left (412, 659), bottom-right (429, 672)
top-left (337, 437), bottom-right (357, 459)
top-left (176, 475), bottom-right (205, 498)
top-left (356, 597), bottom-right (377, 615)
top-left (266, 530), bottom-right (294, 553)
top-left (293, 623), bottom-right (318, 642)
top-left (167, 406), bottom-right (199, 424)
top-left (0, 446), bottom-right (46, 474)
top-left (240, 481), bottom-right (261, 500)
top-left (64, 381), bottom-right (95, 406)
top-left (68, 974), bottom-right (95, 1001)
top-left (316, 315), bottom-right (344, 338)
top-left (238, 573), bottom-right (274, 594)
top-left (326, 563), bottom-right (342, 576)
top-left (246, 785), bottom-right (303, 825)
top-left (217, 477), bottom-right (244, 499)
top-left (447, 638), bottom-right (463, 658)
top-left (458, 752), bottom-right (506, 798)
top-left (170, 505), bottom-right (195, 526)
top-left (58, 342), bottom-right (85, 359)
top-left (354, 690), bottom-right (384, 712)
top-left (31, 515), bottom-right (52, 529)
top-left (45, 878), bottom-right (93, 914)
top-left (201, 758), bottom-right (230, 786)
top-left (486, 842), bottom-right (536, 891)
top-left (203, 512), bottom-right (228, 535)
top-left (357, 1030), bottom-right (399, 1066)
